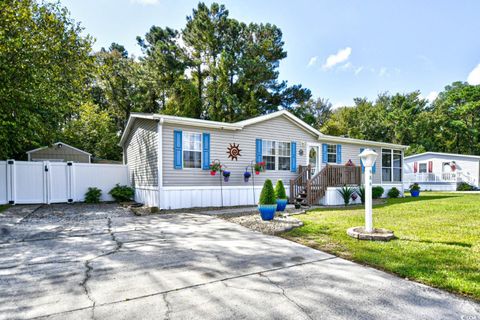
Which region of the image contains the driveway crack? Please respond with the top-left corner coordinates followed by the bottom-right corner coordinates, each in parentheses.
top-left (259, 273), bottom-right (314, 320)
top-left (162, 293), bottom-right (172, 320)
top-left (79, 217), bottom-right (123, 319)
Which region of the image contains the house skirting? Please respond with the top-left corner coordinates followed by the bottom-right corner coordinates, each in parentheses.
top-left (135, 186), bottom-right (160, 208)
top-left (402, 182), bottom-right (457, 191)
top-left (134, 184), bottom-right (405, 209)
top-left (134, 185), bottom-right (287, 209)
top-left (320, 184), bottom-right (404, 206)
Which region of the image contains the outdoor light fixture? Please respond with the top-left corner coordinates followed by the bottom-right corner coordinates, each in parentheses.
top-left (359, 148), bottom-right (378, 233)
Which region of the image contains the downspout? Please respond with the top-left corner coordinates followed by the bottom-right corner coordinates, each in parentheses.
top-left (156, 116), bottom-right (164, 209)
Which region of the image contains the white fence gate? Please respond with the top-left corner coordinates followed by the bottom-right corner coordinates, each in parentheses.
top-left (0, 160), bottom-right (129, 205)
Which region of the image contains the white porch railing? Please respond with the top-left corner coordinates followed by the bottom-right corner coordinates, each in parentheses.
top-left (404, 172), bottom-right (475, 184)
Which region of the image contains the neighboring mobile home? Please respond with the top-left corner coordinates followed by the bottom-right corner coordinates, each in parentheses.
top-left (404, 152), bottom-right (480, 190)
top-left (26, 142), bottom-right (91, 163)
top-left (120, 110), bottom-right (407, 209)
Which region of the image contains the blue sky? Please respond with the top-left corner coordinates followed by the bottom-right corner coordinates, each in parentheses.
top-left (61, 0), bottom-right (480, 107)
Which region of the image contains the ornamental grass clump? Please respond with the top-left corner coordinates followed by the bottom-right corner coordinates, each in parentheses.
top-left (357, 185), bottom-right (366, 204)
top-left (259, 179), bottom-right (276, 205)
top-left (338, 185), bottom-right (355, 206)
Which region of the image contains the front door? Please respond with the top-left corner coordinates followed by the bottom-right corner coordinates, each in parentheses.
top-left (307, 145), bottom-right (320, 176)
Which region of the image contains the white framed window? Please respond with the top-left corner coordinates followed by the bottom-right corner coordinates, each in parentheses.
top-left (183, 132), bottom-right (202, 168)
top-left (278, 142), bottom-right (291, 171)
top-left (262, 140), bottom-right (291, 171)
top-left (382, 149), bottom-right (402, 182)
top-left (419, 163), bottom-right (427, 173)
top-left (327, 144), bottom-right (337, 163)
top-left (262, 140), bottom-right (276, 170)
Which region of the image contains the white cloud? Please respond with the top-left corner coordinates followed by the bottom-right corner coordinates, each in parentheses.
top-left (307, 56), bottom-right (318, 67)
top-left (354, 66), bottom-right (364, 75)
top-left (425, 91), bottom-right (438, 102)
top-left (340, 62), bottom-right (353, 70)
top-left (130, 0), bottom-right (160, 5)
top-left (322, 47), bottom-right (352, 69)
top-left (378, 67), bottom-right (388, 77)
top-left (467, 63), bottom-right (480, 85)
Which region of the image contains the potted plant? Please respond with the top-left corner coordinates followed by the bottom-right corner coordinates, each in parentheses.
top-left (243, 171), bottom-right (251, 182)
top-left (210, 162), bottom-right (222, 176)
top-left (351, 192), bottom-right (358, 203)
top-left (274, 180), bottom-right (288, 211)
top-left (254, 162), bottom-right (265, 175)
top-left (409, 183), bottom-right (421, 197)
top-left (258, 179), bottom-right (277, 220)
top-left (222, 170), bottom-right (231, 182)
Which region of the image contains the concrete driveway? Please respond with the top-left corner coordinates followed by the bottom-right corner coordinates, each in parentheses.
top-left (0, 204), bottom-right (478, 320)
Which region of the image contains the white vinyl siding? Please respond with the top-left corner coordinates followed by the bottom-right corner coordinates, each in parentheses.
top-left (125, 119), bottom-right (158, 187)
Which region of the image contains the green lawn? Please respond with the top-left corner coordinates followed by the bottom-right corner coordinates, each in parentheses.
top-left (283, 192), bottom-right (480, 300)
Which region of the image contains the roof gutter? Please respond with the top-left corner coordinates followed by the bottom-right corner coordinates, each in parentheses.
top-left (318, 135), bottom-right (408, 149)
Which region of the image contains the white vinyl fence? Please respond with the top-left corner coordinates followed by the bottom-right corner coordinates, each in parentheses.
top-left (0, 160), bottom-right (129, 205)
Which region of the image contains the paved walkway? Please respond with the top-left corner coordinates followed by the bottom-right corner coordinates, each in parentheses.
top-left (0, 204), bottom-right (479, 320)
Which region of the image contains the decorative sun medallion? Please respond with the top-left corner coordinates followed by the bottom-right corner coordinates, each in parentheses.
top-left (227, 143), bottom-right (242, 161)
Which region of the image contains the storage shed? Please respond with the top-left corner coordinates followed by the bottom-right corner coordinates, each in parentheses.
top-left (26, 142), bottom-right (91, 163)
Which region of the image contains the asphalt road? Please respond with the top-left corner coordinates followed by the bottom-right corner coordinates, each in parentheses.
top-left (0, 204), bottom-right (478, 320)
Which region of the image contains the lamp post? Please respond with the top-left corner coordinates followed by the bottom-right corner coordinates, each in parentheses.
top-left (359, 149), bottom-right (378, 233)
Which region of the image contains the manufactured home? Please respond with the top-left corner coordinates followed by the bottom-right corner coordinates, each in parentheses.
top-left (404, 152), bottom-right (480, 190)
top-left (120, 110), bottom-right (407, 209)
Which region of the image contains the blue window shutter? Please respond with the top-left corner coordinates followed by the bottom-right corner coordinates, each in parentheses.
top-left (336, 144), bottom-right (342, 164)
top-left (255, 139), bottom-right (262, 163)
top-left (360, 148), bottom-right (365, 173)
top-left (173, 130), bottom-right (182, 169)
top-left (202, 133), bottom-right (210, 170)
top-left (291, 141), bottom-right (297, 172)
top-left (372, 149), bottom-right (377, 174)
top-left (322, 144), bottom-right (328, 163)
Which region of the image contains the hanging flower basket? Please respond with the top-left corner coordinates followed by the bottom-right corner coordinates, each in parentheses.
top-left (210, 162), bottom-right (222, 176)
top-left (244, 171), bottom-right (251, 182)
top-left (223, 170), bottom-right (231, 182)
top-left (254, 162), bottom-right (265, 175)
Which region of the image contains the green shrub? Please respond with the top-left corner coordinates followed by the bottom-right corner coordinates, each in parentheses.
top-left (274, 180), bottom-right (287, 200)
top-left (259, 179), bottom-right (276, 205)
top-left (337, 185), bottom-right (355, 206)
top-left (387, 187), bottom-right (400, 198)
top-left (372, 186), bottom-right (384, 199)
top-left (109, 184), bottom-right (135, 202)
top-left (357, 185), bottom-right (366, 204)
top-left (457, 182), bottom-right (474, 191)
top-left (85, 187), bottom-right (102, 203)
top-left (409, 183), bottom-right (421, 191)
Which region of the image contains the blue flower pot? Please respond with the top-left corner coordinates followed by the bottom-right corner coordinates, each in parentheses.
top-left (276, 199), bottom-right (288, 211)
top-left (258, 204), bottom-right (277, 220)
top-left (410, 190), bottom-right (420, 197)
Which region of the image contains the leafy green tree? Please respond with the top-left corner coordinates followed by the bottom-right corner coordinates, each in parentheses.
top-left (430, 82), bottom-right (480, 154)
top-left (290, 98), bottom-right (333, 128)
top-left (63, 102), bottom-right (121, 160)
top-left (0, 0), bottom-right (93, 159)
top-left (92, 43), bottom-right (138, 131)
